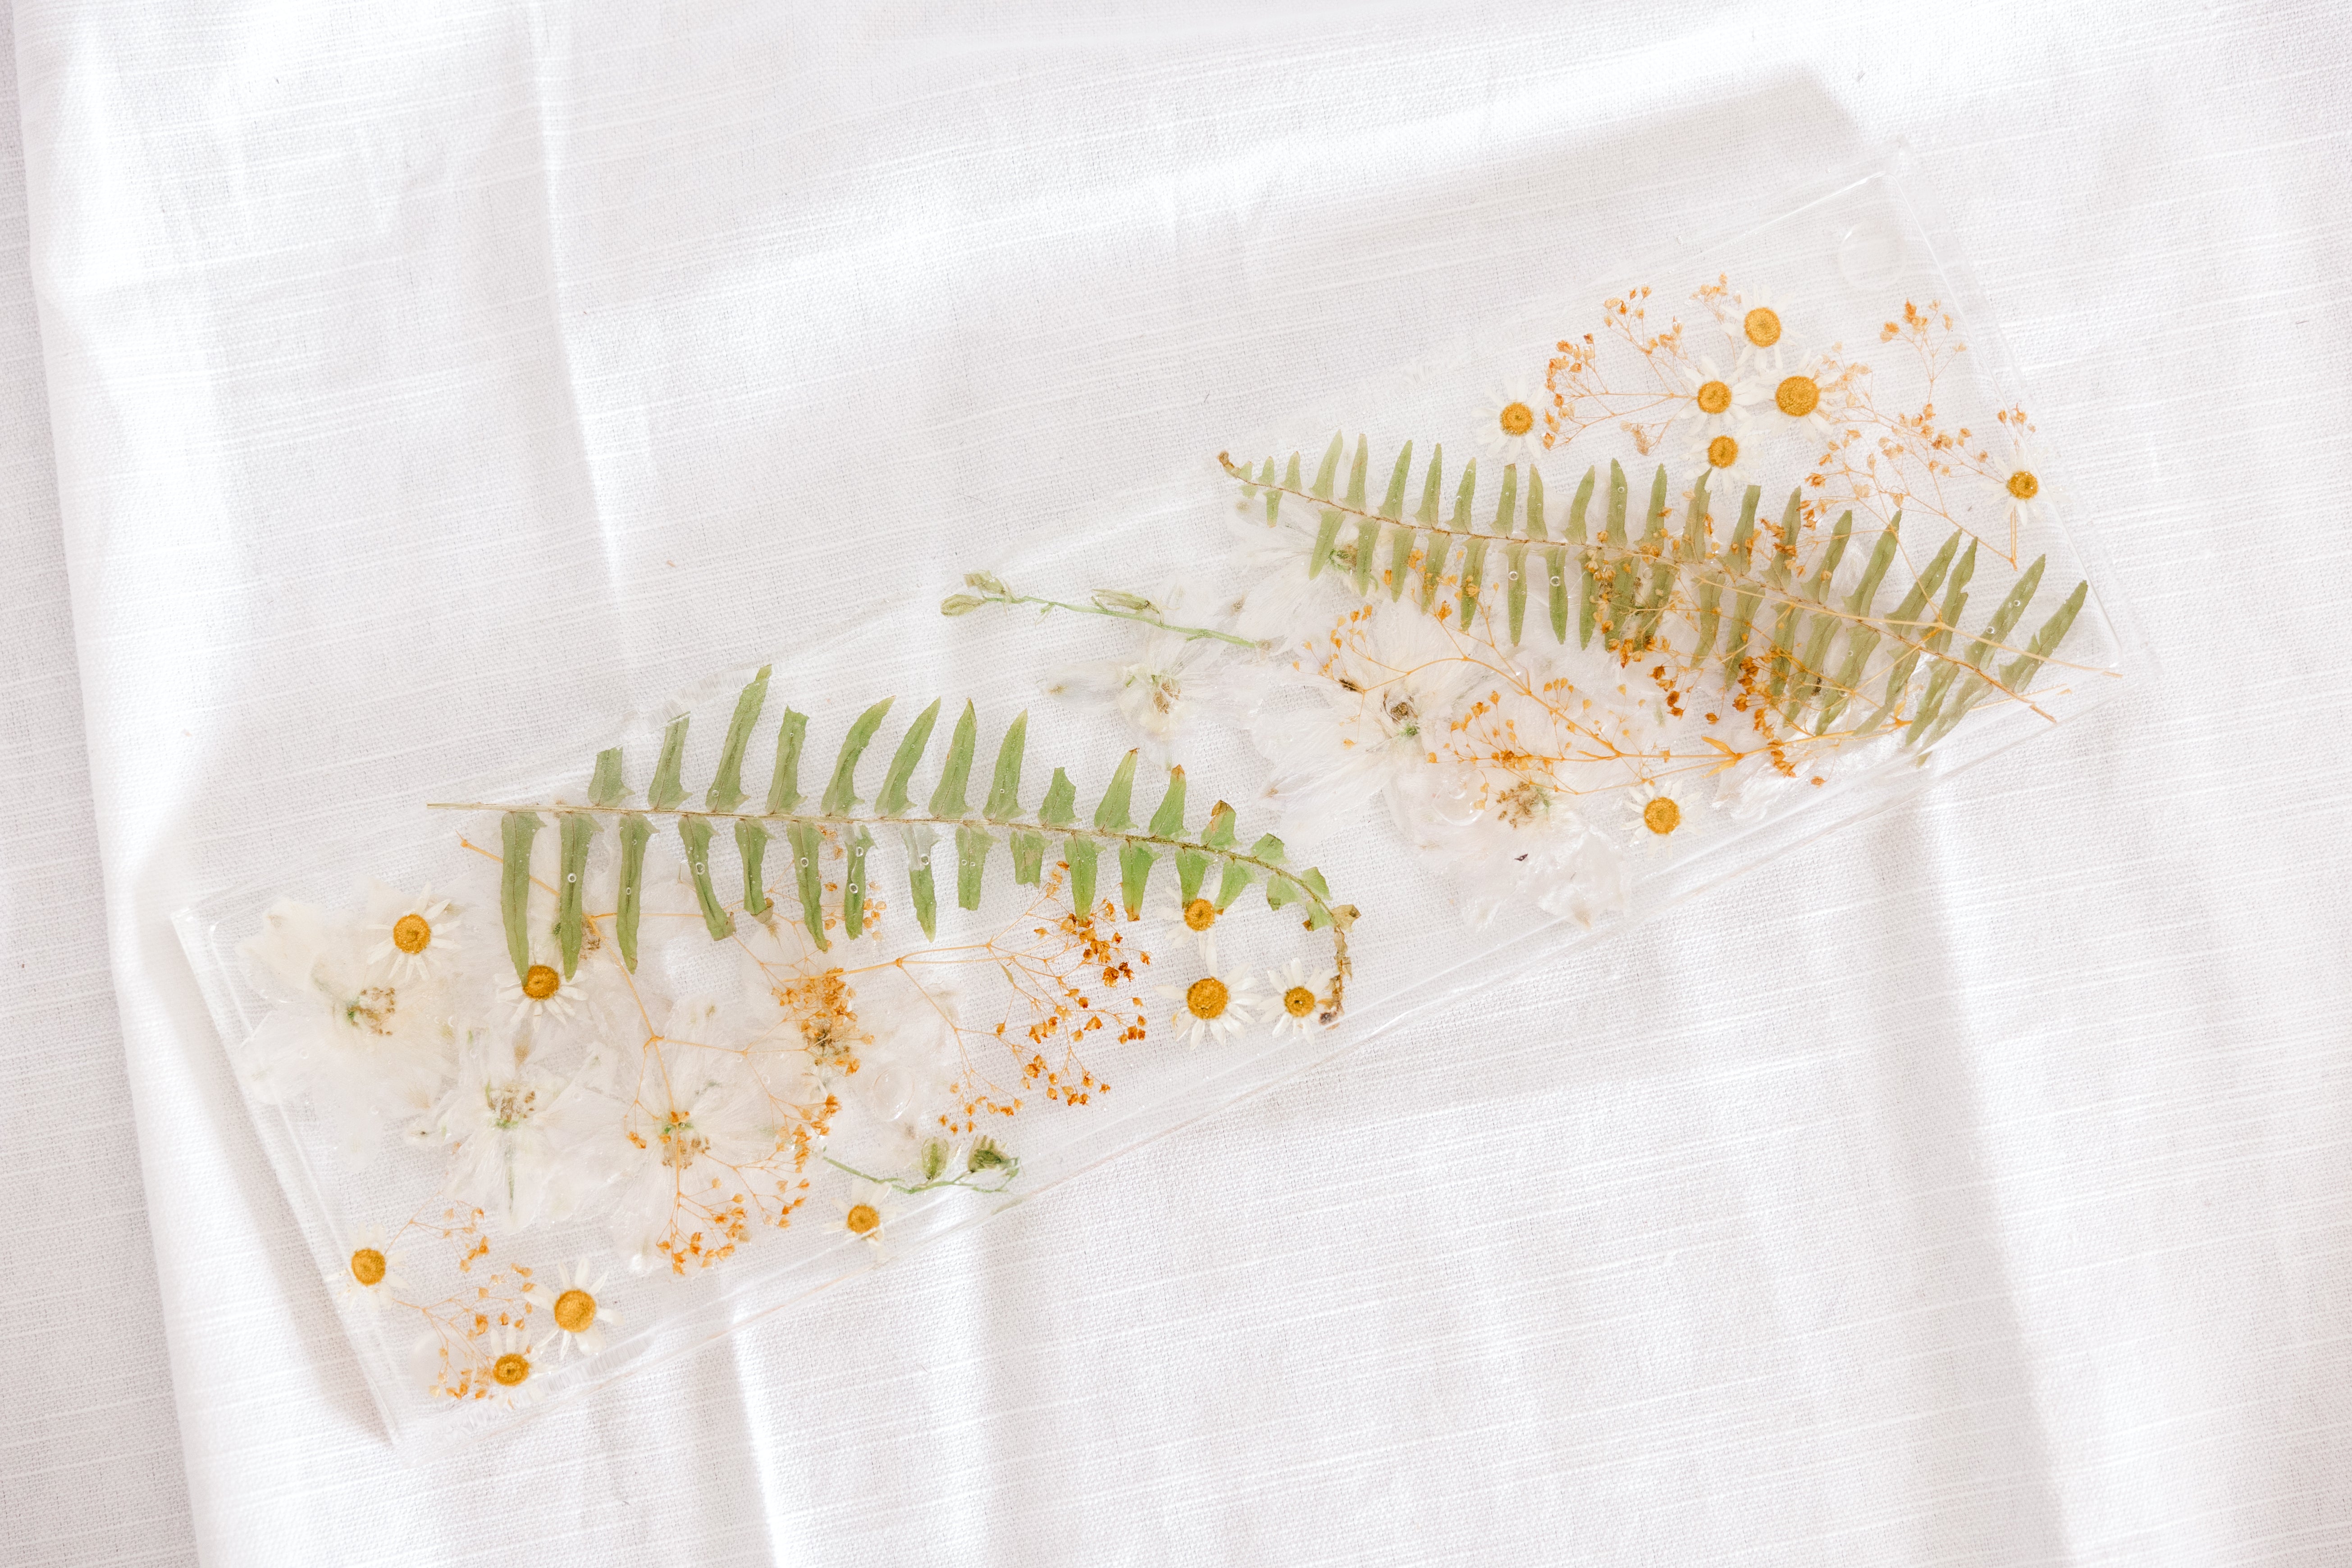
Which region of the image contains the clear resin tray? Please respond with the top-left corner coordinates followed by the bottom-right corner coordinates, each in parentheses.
top-left (175, 150), bottom-right (2128, 1458)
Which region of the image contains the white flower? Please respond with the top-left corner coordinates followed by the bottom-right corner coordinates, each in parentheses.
top-left (477, 1322), bottom-right (548, 1407)
top-left (1395, 764), bottom-right (1627, 928)
top-left (430, 1029), bottom-right (618, 1232)
top-left (1724, 284), bottom-right (1804, 376)
top-left (492, 951), bottom-right (584, 1035)
top-left (607, 1043), bottom-right (781, 1272)
top-left (329, 1222), bottom-right (408, 1311)
top-left (236, 898), bottom-right (456, 1167)
top-left (1988, 422), bottom-right (2051, 560)
top-left (839, 1176), bottom-right (901, 1253)
top-left (1764, 351), bottom-right (1844, 442)
top-left (360, 882), bottom-right (464, 986)
top-left (1683, 425), bottom-right (1753, 498)
top-left (1146, 889), bottom-right (1225, 966)
top-left (1624, 777), bottom-right (1696, 851)
top-left (1672, 356), bottom-right (1762, 444)
top-left (1480, 380), bottom-right (1546, 468)
top-left (1230, 510), bottom-right (1335, 649)
top-left (1155, 964), bottom-right (1261, 1047)
top-left (542, 1257), bottom-right (622, 1359)
top-left (1251, 603), bottom-right (1475, 848)
top-left (1264, 958), bottom-right (1329, 1038)
top-left (1041, 585), bottom-right (1265, 761)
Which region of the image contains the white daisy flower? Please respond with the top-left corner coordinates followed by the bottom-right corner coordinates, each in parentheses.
top-left (477, 1322), bottom-right (548, 1407)
top-left (492, 951), bottom-right (584, 1034)
top-left (360, 882), bottom-right (463, 986)
top-left (1725, 284), bottom-right (1803, 376)
top-left (1672, 356), bottom-right (1762, 444)
top-left (1229, 510), bottom-right (1335, 649)
top-left (1765, 351), bottom-right (1845, 443)
top-left (1042, 584), bottom-right (1265, 762)
top-left (607, 1045), bottom-right (781, 1272)
top-left (1989, 422), bottom-right (2051, 561)
top-left (1265, 958), bottom-right (1329, 1038)
top-left (1625, 777), bottom-right (1696, 851)
top-left (542, 1257), bottom-right (621, 1359)
top-left (1146, 889), bottom-right (1225, 966)
top-left (1683, 425), bottom-right (1753, 497)
top-left (430, 1029), bottom-right (618, 1233)
top-left (330, 1222), bottom-right (408, 1311)
top-left (1480, 380), bottom-right (1546, 467)
top-left (840, 1176), bottom-right (901, 1253)
top-left (1155, 964), bottom-right (1261, 1047)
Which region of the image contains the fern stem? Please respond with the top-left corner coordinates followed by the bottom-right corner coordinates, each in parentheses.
top-left (945, 583), bottom-right (1256, 647)
top-left (822, 1154), bottom-right (1021, 1197)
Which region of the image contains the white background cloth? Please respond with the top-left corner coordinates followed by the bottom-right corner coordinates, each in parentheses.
top-left (2, 1), bottom-right (2348, 1563)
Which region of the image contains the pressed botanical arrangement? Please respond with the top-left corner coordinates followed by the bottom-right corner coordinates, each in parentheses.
top-left (207, 253), bottom-right (2110, 1441)
top-left (238, 677), bottom-right (1349, 1408)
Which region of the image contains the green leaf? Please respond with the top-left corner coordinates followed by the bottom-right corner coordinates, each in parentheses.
top-left (1359, 440), bottom-right (1410, 594)
top-left (1065, 836), bottom-right (1100, 916)
top-left (556, 813), bottom-right (594, 976)
top-left (736, 819), bottom-right (771, 917)
top-left (1524, 465), bottom-right (1548, 541)
top-left (1201, 800), bottom-right (1238, 850)
top-left (617, 814), bottom-right (651, 970)
top-left (875, 698), bottom-right (941, 816)
top-left (766, 710), bottom-right (808, 813)
top-left (1119, 843), bottom-right (1155, 918)
top-left (646, 715), bottom-right (690, 812)
top-left (842, 827), bottom-right (876, 937)
top-left (955, 824), bottom-right (993, 911)
top-left (1308, 433), bottom-right (1349, 579)
top-left (1147, 765), bottom-right (1187, 837)
top-left (820, 698), bottom-right (894, 816)
top-left (678, 817), bottom-right (735, 939)
top-left (499, 811), bottom-right (540, 982)
top-left (786, 821), bottom-right (827, 951)
top-left (1038, 767), bottom-right (1077, 828)
top-left (588, 747), bottom-right (626, 808)
top-left (904, 825), bottom-right (940, 937)
top-left (928, 701), bottom-right (977, 818)
top-left (1093, 750), bottom-right (1139, 832)
top-left (704, 666), bottom-right (771, 813)
top-left (1009, 828), bottom-right (1049, 885)
top-left (984, 711), bottom-right (1027, 822)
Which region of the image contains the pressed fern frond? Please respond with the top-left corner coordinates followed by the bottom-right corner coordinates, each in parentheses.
top-left (431, 668), bottom-right (1356, 997)
top-left (1222, 440), bottom-right (2088, 748)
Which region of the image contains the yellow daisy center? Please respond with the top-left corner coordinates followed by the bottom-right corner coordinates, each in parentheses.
top-left (845, 1203), bottom-right (881, 1236)
top-left (1185, 977), bottom-right (1230, 1020)
top-left (491, 1352), bottom-right (531, 1387)
top-left (1183, 897), bottom-right (1218, 933)
top-left (1283, 985), bottom-right (1315, 1018)
top-left (1775, 375), bottom-right (1820, 417)
top-left (521, 964), bottom-right (560, 1001)
top-left (349, 1248), bottom-right (386, 1287)
top-left (1498, 401), bottom-right (1534, 436)
top-left (553, 1289), bottom-right (597, 1334)
top-left (1643, 797), bottom-right (1683, 835)
top-left (1744, 306), bottom-right (1782, 347)
top-left (2007, 470), bottom-right (2039, 500)
top-left (391, 914), bottom-right (431, 954)
top-left (1707, 434), bottom-right (1739, 469)
top-left (1695, 379), bottom-right (1733, 415)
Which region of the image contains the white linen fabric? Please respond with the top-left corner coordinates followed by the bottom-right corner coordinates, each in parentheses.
top-left (5, 0), bottom-right (2349, 1563)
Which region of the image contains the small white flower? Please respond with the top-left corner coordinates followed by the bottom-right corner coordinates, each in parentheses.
top-left (1683, 426), bottom-right (1753, 498)
top-left (1672, 356), bottom-right (1762, 444)
top-left (542, 1257), bottom-right (622, 1359)
top-left (1264, 958), bottom-right (1328, 1038)
top-left (431, 1029), bottom-right (617, 1232)
top-left (608, 1044), bottom-right (781, 1272)
top-left (840, 1176), bottom-right (901, 1253)
top-left (1764, 351), bottom-right (1844, 442)
top-left (361, 882), bottom-right (462, 985)
top-left (477, 1322), bottom-right (548, 1407)
top-left (492, 953), bottom-right (584, 1033)
top-left (1394, 763), bottom-right (1626, 928)
top-left (1988, 422), bottom-right (2051, 560)
top-left (1155, 964), bottom-right (1261, 1047)
top-left (1625, 777), bottom-right (1696, 850)
top-left (1146, 890), bottom-right (1225, 966)
top-left (330, 1222), bottom-right (408, 1311)
top-left (1230, 511), bottom-right (1334, 649)
top-left (1480, 380), bottom-right (1546, 468)
top-left (1042, 585), bottom-right (1264, 761)
top-left (1724, 284), bottom-right (1804, 376)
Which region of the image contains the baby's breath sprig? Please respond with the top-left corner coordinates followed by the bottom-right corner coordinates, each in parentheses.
top-left (944, 570), bottom-right (1260, 648)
